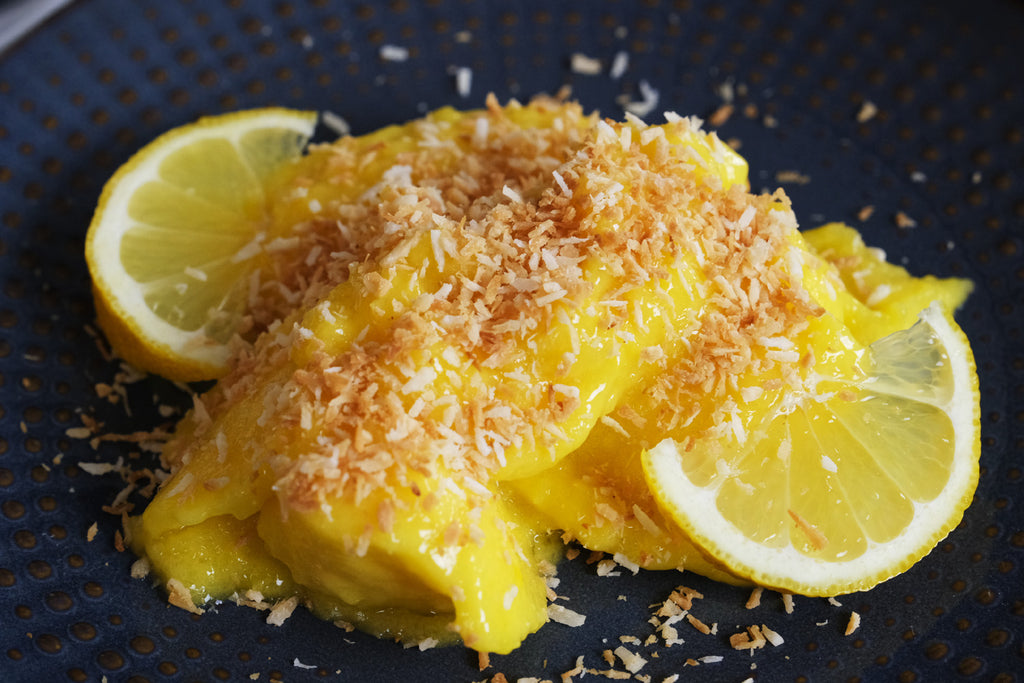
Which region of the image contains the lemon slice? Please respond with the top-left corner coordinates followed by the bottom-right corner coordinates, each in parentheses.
top-left (85, 108), bottom-right (318, 381)
top-left (643, 303), bottom-right (980, 595)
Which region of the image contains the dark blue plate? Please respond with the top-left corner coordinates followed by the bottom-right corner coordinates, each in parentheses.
top-left (1, 1), bottom-right (1021, 681)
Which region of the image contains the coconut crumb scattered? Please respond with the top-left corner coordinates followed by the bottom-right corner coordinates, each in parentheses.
top-left (266, 596), bottom-right (299, 626)
top-left (856, 100), bottom-right (878, 123)
top-left (548, 604), bottom-right (587, 627)
top-left (621, 80), bottom-right (660, 118)
top-left (611, 553), bottom-right (640, 575)
top-left (856, 205), bottom-right (875, 221)
top-left (561, 655), bottom-right (586, 682)
top-left (79, 455), bottom-right (117, 473)
top-left (781, 593), bottom-right (795, 614)
top-left (379, 44), bottom-right (409, 62)
top-left (587, 668), bottom-right (632, 680)
top-left (775, 170), bottom-right (811, 185)
top-left (614, 645), bottom-right (648, 673)
top-left (454, 66), bottom-right (473, 97)
top-left (166, 578), bottom-right (204, 615)
top-left (66, 426), bottom-right (93, 439)
top-left (610, 51), bottom-right (629, 79)
top-left (416, 637), bottom-right (439, 651)
top-left (86, 522), bottom-right (98, 542)
top-left (667, 586), bottom-right (704, 611)
top-left (745, 587), bottom-right (763, 609)
top-left (729, 625), bottom-right (768, 651)
top-left (571, 53), bottom-right (603, 75)
top-left (761, 624), bottom-right (784, 646)
top-left (130, 557), bottom-right (151, 579)
top-left (708, 104), bottom-right (734, 127)
top-left (685, 613), bottom-right (713, 635)
top-left (895, 211), bottom-right (918, 228)
top-left (478, 651), bottom-right (491, 670)
top-left (321, 110), bottom-right (350, 136)
top-left (845, 611), bottom-right (861, 636)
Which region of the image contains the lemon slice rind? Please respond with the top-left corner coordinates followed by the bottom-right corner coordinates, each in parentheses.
top-left (86, 108), bottom-right (318, 381)
top-left (643, 303), bottom-right (980, 596)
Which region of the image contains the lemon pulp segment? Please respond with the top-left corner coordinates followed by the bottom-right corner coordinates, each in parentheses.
top-left (104, 98), bottom-right (980, 653)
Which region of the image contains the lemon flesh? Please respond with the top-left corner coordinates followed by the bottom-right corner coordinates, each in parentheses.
top-left (644, 303), bottom-right (980, 595)
top-left (86, 108), bottom-right (318, 381)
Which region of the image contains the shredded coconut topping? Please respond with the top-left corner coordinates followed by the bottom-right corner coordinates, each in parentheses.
top-left (158, 94), bottom-right (820, 544)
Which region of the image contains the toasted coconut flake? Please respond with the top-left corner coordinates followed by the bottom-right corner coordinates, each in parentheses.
top-left (614, 645), bottom-right (648, 673)
top-left (775, 170), bottom-right (811, 185)
top-left (599, 414), bottom-right (631, 438)
top-left (845, 611), bottom-right (861, 636)
top-left (266, 596), bottom-right (299, 626)
top-left (548, 604), bottom-right (587, 627)
top-left (561, 655), bottom-right (586, 682)
top-left (610, 51), bottom-right (629, 79)
top-left (709, 104), bottom-right (734, 127)
top-left (167, 578), bottom-right (204, 615)
top-left (453, 67), bottom-right (472, 97)
top-left (130, 557), bottom-right (151, 579)
top-left (79, 461), bottom-right (120, 476)
top-left (788, 509), bottom-right (829, 550)
top-left (321, 110), bottom-right (350, 136)
top-left (66, 426), bottom-right (93, 439)
top-left (856, 100), bottom-right (878, 123)
top-left (857, 204), bottom-right (875, 221)
top-left (745, 586), bottom-right (763, 609)
top-left (570, 53), bottom-right (602, 75)
top-left (895, 211), bottom-right (918, 228)
top-left (668, 586), bottom-right (704, 611)
top-left (612, 553), bottom-right (641, 575)
top-left (761, 623), bottom-right (785, 646)
top-left (685, 613), bottom-right (713, 635)
top-left (379, 44), bottom-right (409, 62)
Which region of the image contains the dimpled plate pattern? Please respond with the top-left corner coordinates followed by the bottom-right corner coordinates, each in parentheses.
top-left (1, 1), bottom-right (1022, 681)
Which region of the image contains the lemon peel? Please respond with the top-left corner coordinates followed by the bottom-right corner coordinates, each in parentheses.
top-left (85, 108), bottom-right (317, 381)
top-left (643, 303), bottom-right (980, 596)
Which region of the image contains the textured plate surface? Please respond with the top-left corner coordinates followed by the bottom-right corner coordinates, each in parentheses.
top-left (1, 1), bottom-right (1022, 681)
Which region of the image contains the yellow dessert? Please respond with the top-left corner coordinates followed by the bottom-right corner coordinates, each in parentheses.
top-left (84, 97), bottom-right (978, 654)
